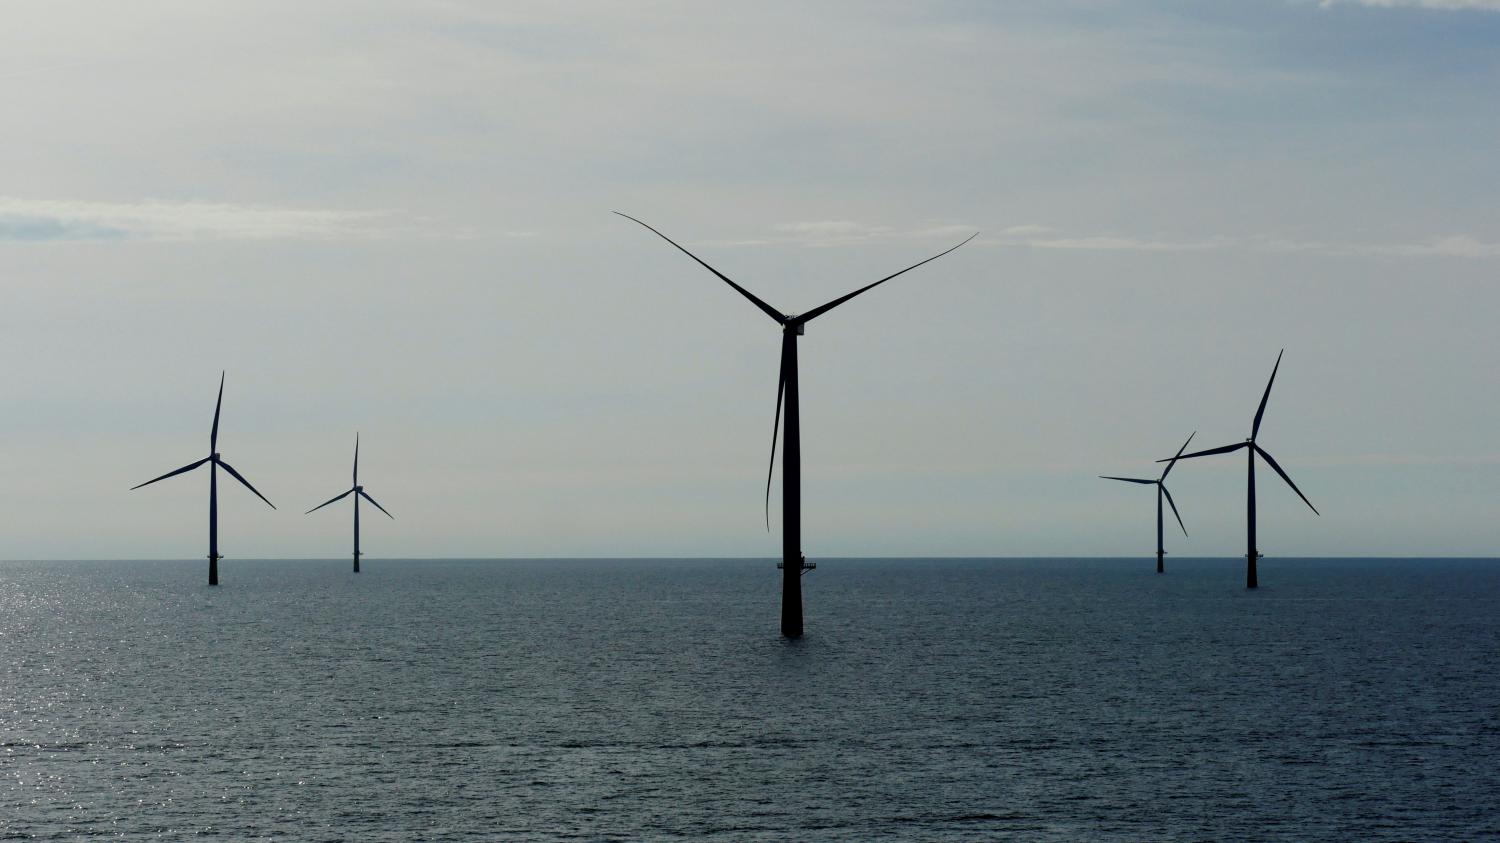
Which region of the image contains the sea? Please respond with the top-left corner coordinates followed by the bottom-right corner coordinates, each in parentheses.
top-left (1, 557), bottom-right (1496, 841)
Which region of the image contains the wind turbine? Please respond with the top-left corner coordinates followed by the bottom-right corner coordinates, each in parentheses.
top-left (305, 433), bottom-right (394, 573)
top-left (1100, 432), bottom-right (1195, 573)
top-left (618, 212), bottom-right (975, 638)
top-left (130, 372), bottom-right (276, 585)
top-left (1161, 350), bottom-right (1319, 588)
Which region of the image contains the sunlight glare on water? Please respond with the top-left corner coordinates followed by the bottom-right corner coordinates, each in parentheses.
top-left (2, 558), bottom-right (1497, 841)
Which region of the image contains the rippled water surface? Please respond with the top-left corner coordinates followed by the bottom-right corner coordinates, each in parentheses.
top-left (2, 557), bottom-right (1497, 840)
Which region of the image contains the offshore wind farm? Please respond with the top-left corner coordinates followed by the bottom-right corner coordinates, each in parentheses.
top-left (4, 2), bottom-right (1499, 841)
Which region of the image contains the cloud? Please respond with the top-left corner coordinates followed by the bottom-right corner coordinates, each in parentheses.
top-left (992, 226), bottom-right (1216, 253)
top-left (1318, 0), bottom-right (1500, 9)
top-left (0, 216), bottom-right (128, 242)
top-left (771, 220), bottom-right (895, 246)
top-left (1371, 235), bottom-right (1500, 257)
top-left (749, 220), bottom-right (976, 248)
top-left (759, 221), bottom-right (1210, 253)
top-left (735, 220), bottom-right (1500, 259)
top-left (1299, 452), bottom-right (1500, 467)
top-left (1247, 233), bottom-right (1500, 258)
top-left (0, 196), bottom-right (388, 242)
top-left (1009, 229), bottom-right (1500, 258)
top-left (986, 225), bottom-right (1500, 259)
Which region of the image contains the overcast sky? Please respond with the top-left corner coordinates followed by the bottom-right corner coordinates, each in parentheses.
top-left (2, 0), bottom-right (1497, 560)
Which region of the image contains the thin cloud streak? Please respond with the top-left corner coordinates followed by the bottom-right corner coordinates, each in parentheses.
top-left (1298, 452), bottom-right (1500, 467)
top-left (991, 226), bottom-right (1217, 253)
top-left (0, 196), bottom-right (389, 242)
top-left (721, 221), bottom-right (1500, 259)
top-left (1319, 0), bottom-right (1500, 9)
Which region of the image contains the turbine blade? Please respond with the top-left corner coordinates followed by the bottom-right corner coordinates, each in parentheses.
top-left (1161, 483), bottom-right (1188, 537)
top-left (1098, 476), bottom-right (1155, 485)
top-left (1252, 349), bottom-right (1283, 439)
top-left (305, 488), bottom-right (353, 515)
top-left (353, 432), bottom-right (359, 486)
top-left (766, 354), bottom-right (787, 531)
top-left (130, 456), bottom-right (210, 490)
top-left (1158, 441), bottom-right (1247, 462)
top-left (216, 459), bottom-right (276, 510)
top-left (614, 212), bottom-right (787, 324)
top-left (359, 490), bottom-right (394, 519)
top-left (794, 232), bottom-right (978, 325)
top-left (1254, 445), bottom-right (1319, 515)
top-left (210, 371), bottom-right (225, 451)
top-left (1159, 431), bottom-right (1196, 481)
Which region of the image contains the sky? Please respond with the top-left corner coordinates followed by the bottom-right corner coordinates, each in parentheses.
top-left (2, 0), bottom-right (1497, 560)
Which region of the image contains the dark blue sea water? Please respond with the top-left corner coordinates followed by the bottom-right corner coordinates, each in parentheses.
top-left (1, 558), bottom-right (1497, 841)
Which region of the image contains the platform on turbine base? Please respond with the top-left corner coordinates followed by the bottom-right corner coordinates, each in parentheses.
top-left (776, 559), bottom-right (816, 575)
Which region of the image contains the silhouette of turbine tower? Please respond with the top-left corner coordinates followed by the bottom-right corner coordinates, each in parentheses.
top-left (1162, 350), bottom-right (1319, 588)
top-left (131, 372), bottom-right (275, 585)
top-left (1101, 432), bottom-right (1195, 573)
top-left (306, 433), bottom-right (394, 572)
top-left (619, 212), bottom-right (975, 637)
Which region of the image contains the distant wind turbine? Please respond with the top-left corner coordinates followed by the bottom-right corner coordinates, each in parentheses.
top-left (306, 434), bottom-right (393, 573)
top-left (1100, 431), bottom-right (1195, 573)
top-left (130, 372), bottom-right (275, 585)
top-left (618, 212), bottom-right (976, 638)
top-left (1160, 350), bottom-right (1319, 588)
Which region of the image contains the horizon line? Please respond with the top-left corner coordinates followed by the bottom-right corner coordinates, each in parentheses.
top-left (2, 555), bottom-right (1496, 563)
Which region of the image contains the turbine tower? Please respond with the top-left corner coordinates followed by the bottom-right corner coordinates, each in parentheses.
top-left (306, 433), bottom-right (394, 572)
top-left (1162, 350), bottom-right (1318, 588)
top-left (130, 372), bottom-right (276, 585)
top-left (618, 212), bottom-right (975, 638)
top-left (1100, 432), bottom-right (1195, 573)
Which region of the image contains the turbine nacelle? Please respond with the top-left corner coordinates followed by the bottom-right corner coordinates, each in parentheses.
top-left (785, 320), bottom-right (804, 335)
top-left (354, 485), bottom-right (364, 493)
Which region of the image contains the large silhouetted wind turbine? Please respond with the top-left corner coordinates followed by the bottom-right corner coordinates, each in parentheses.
top-left (1100, 431), bottom-right (1195, 573)
top-left (618, 212), bottom-right (975, 638)
top-left (306, 434), bottom-right (394, 573)
top-left (1161, 350), bottom-right (1319, 588)
top-left (130, 372), bottom-right (276, 585)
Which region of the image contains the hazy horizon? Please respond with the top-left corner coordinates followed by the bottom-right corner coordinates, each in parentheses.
top-left (7, 556), bottom-right (1498, 565)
